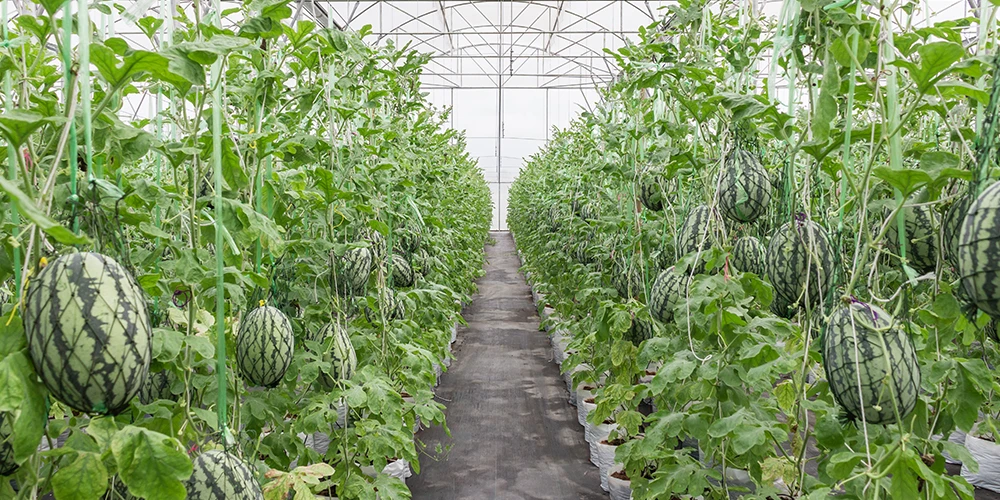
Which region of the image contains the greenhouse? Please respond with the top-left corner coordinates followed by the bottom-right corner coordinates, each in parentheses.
top-left (0, 0), bottom-right (997, 497)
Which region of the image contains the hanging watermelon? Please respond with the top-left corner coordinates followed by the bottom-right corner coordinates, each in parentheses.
top-left (765, 217), bottom-right (836, 311)
top-left (0, 414), bottom-right (16, 476)
top-left (364, 227), bottom-right (387, 260)
top-left (397, 226), bottom-right (422, 254)
top-left (235, 306), bottom-right (294, 388)
top-left (958, 181), bottom-right (1000, 317)
top-left (316, 322), bottom-right (357, 389)
top-left (648, 266), bottom-right (689, 323)
top-left (638, 173), bottom-right (665, 211)
top-left (677, 205), bottom-right (714, 260)
top-left (391, 254), bottom-right (415, 288)
top-left (580, 203), bottom-right (598, 223)
top-left (23, 252), bottom-right (152, 415)
top-left (943, 195), bottom-right (972, 269)
top-left (138, 370), bottom-right (174, 405)
top-left (822, 301), bottom-right (920, 425)
top-left (332, 247), bottom-right (372, 297)
top-left (625, 317), bottom-right (657, 346)
top-left (412, 248), bottom-right (433, 276)
top-left (731, 236), bottom-right (765, 276)
top-left (365, 289), bottom-right (406, 324)
top-left (718, 148), bottom-right (772, 223)
top-left (186, 450), bottom-right (263, 500)
top-left (886, 202), bottom-right (939, 274)
top-left (611, 262), bottom-right (644, 299)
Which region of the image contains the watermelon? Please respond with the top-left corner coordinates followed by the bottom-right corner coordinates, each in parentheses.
top-left (822, 301), bottom-right (920, 425)
top-left (766, 217), bottom-right (835, 311)
top-left (677, 205), bottom-right (714, 267)
top-left (986, 319), bottom-right (998, 342)
top-left (957, 181), bottom-right (1000, 317)
top-left (366, 289), bottom-right (406, 323)
top-left (770, 293), bottom-right (796, 319)
top-left (138, 370), bottom-right (174, 405)
top-left (573, 240), bottom-right (594, 265)
top-left (391, 254), bottom-right (415, 288)
top-left (397, 227), bottom-right (422, 254)
top-left (332, 247), bottom-right (372, 297)
top-left (0, 414), bottom-right (16, 476)
top-left (943, 196), bottom-right (972, 268)
top-left (235, 306), bottom-right (294, 388)
top-left (548, 205), bottom-right (565, 232)
top-left (365, 228), bottom-right (387, 260)
top-left (412, 248), bottom-right (433, 276)
top-left (316, 322), bottom-right (357, 389)
top-left (580, 203), bottom-right (598, 223)
top-left (186, 450), bottom-right (263, 500)
top-left (732, 236), bottom-right (765, 275)
top-left (612, 263), bottom-right (644, 299)
top-left (625, 317), bottom-right (657, 346)
top-left (718, 148), bottom-right (772, 223)
top-left (886, 203), bottom-right (939, 274)
top-left (23, 252), bottom-right (151, 415)
top-left (639, 174), bottom-right (665, 211)
top-left (648, 266), bottom-right (689, 323)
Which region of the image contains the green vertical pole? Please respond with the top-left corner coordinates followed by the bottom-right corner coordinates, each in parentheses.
top-left (254, 101), bottom-right (263, 273)
top-left (210, 0), bottom-right (229, 442)
top-left (2, 0), bottom-right (21, 299)
top-left (63, 0), bottom-right (79, 236)
top-left (77, 0), bottom-right (94, 185)
top-left (881, 2), bottom-right (911, 280)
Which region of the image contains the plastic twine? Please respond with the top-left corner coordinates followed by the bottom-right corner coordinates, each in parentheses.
top-left (1, 0), bottom-right (21, 300)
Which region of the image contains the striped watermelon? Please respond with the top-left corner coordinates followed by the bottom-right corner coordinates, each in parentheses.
top-left (236, 306), bottom-right (294, 388)
top-left (316, 322), bottom-right (357, 389)
top-left (638, 174), bottom-right (665, 211)
top-left (333, 247), bottom-right (372, 297)
top-left (944, 196), bottom-right (972, 268)
top-left (677, 205), bottom-right (714, 264)
top-left (580, 203), bottom-right (598, 223)
top-left (886, 203), bottom-right (939, 274)
top-left (365, 228), bottom-right (387, 260)
top-left (625, 317), bottom-right (657, 346)
top-left (397, 227), bottom-right (422, 254)
top-left (391, 254), bottom-right (415, 288)
top-left (0, 414), bottom-right (15, 476)
top-left (986, 319), bottom-right (998, 342)
top-left (648, 266), bottom-right (689, 323)
top-left (186, 450), bottom-right (263, 500)
top-left (718, 148), bottom-right (772, 223)
top-left (412, 248), bottom-right (433, 276)
top-left (573, 240), bottom-right (594, 265)
top-left (23, 252), bottom-right (151, 415)
top-left (612, 263), bottom-right (644, 299)
top-left (958, 181), bottom-right (1000, 317)
top-left (731, 236), bottom-right (765, 275)
top-left (822, 301), bottom-right (920, 425)
top-left (366, 289), bottom-right (406, 323)
top-left (138, 370), bottom-right (174, 405)
top-left (770, 293), bottom-right (796, 319)
top-left (766, 217), bottom-right (835, 310)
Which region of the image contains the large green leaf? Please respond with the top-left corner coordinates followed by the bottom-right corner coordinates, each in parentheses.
top-left (0, 177), bottom-right (90, 245)
top-left (112, 426), bottom-right (192, 500)
top-left (51, 452), bottom-right (109, 500)
top-left (0, 110), bottom-right (53, 147)
top-left (892, 41), bottom-right (966, 93)
top-left (0, 349), bottom-right (47, 464)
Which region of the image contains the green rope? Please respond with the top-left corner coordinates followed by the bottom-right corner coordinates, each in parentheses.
top-left (2, 0), bottom-right (21, 300)
top-left (77, 0), bottom-right (94, 185)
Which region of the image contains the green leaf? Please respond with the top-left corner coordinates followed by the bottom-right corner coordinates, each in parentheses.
top-left (368, 219), bottom-right (390, 236)
top-left (0, 350), bottom-right (46, 463)
top-left (888, 453), bottom-right (919, 499)
top-left (0, 177), bottom-right (91, 245)
top-left (91, 43), bottom-right (194, 93)
top-left (894, 41), bottom-right (966, 93)
top-left (112, 426), bottom-right (192, 500)
top-left (51, 452), bottom-right (109, 500)
top-left (872, 167), bottom-right (931, 197)
top-left (811, 48), bottom-right (839, 143)
top-left (0, 110), bottom-right (52, 147)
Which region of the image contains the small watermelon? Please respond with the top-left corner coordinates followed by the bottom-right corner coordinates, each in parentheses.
top-left (235, 306), bottom-right (294, 388)
top-left (580, 203), bottom-right (598, 223)
top-left (677, 205), bottom-right (714, 260)
top-left (332, 247), bottom-right (372, 297)
top-left (0, 414), bottom-right (16, 476)
top-left (316, 322), bottom-right (357, 389)
top-left (638, 174), bottom-right (665, 211)
top-left (770, 293), bottom-right (796, 319)
top-left (718, 148), bottom-right (772, 223)
top-left (648, 266), bottom-right (689, 323)
top-left (412, 248), bottom-right (433, 276)
top-left (822, 301), bottom-right (920, 425)
top-left (23, 252), bottom-right (151, 415)
top-left (731, 236), bottom-right (766, 275)
top-left (397, 227), bottom-right (422, 254)
top-left (391, 254), bottom-right (415, 288)
top-left (365, 228), bottom-right (387, 260)
top-left (186, 450), bottom-right (263, 500)
top-left (766, 217), bottom-right (836, 311)
top-left (573, 241), bottom-right (594, 265)
top-left (943, 196), bottom-right (972, 268)
top-left (366, 289), bottom-right (406, 324)
top-left (957, 181), bottom-right (1000, 317)
top-left (625, 317), bottom-right (657, 346)
top-left (138, 370), bottom-right (174, 405)
top-left (886, 203), bottom-right (939, 274)
top-left (986, 319), bottom-right (998, 342)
